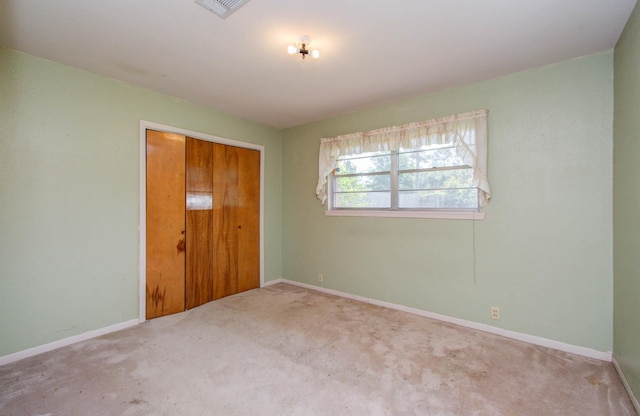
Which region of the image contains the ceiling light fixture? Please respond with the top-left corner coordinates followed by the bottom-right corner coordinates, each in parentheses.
top-left (287, 35), bottom-right (320, 60)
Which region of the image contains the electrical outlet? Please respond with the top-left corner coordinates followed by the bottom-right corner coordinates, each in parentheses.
top-left (491, 306), bottom-right (500, 320)
top-left (317, 273), bottom-right (324, 282)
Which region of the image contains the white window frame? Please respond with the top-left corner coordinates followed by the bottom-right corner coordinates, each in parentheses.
top-left (316, 110), bottom-right (490, 220)
top-left (327, 154), bottom-right (484, 220)
top-left (330, 147), bottom-right (478, 210)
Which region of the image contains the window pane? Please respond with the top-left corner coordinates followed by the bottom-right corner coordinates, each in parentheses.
top-left (399, 146), bottom-right (466, 170)
top-left (399, 168), bottom-right (473, 190)
top-left (331, 147), bottom-right (480, 212)
top-left (399, 189), bottom-right (478, 209)
top-left (334, 191), bottom-right (391, 208)
top-left (336, 152), bottom-right (391, 174)
top-left (335, 174), bottom-right (390, 192)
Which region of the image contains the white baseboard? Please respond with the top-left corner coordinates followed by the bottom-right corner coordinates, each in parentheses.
top-left (0, 319), bottom-right (139, 366)
top-left (0, 280), bottom-right (287, 366)
top-left (277, 279), bottom-right (613, 362)
top-left (613, 356), bottom-right (640, 414)
top-left (1, 281), bottom-right (615, 368)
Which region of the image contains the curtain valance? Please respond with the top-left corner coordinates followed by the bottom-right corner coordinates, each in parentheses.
top-left (316, 109), bottom-right (491, 208)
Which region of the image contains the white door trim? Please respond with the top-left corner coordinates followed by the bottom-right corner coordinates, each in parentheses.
top-left (138, 121), bottom-right (265, 323)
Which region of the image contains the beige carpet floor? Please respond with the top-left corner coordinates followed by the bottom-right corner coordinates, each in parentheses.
top-left (0, 283), bottom-right (636, 415)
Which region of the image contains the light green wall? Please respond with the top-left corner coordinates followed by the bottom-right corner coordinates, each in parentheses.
top-left (0, 48), bottom-right (282, 356)
top-left (282, 52), bottom-right (614, 352)
top-left (614, 3), bottom-right (640, 399)
top-left (0, 41), bottom-right (626, 360)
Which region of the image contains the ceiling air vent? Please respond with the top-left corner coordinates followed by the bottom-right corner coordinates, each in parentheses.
top-left (195, 0), bottom-right (251, 19)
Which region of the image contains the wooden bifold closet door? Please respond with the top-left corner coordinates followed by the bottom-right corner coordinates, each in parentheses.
top-left (213, 143), bottom-right (260, 299)
top-left (146, 130), bottom-right (260, 320)
top-left (146, 131), bottom-right (186, 319)
top-left (185, 137), bottom-right (214, 309)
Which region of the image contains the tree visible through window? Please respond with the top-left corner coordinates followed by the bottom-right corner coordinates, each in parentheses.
top-left (316, 110), bottom-right (490, 213)
top-left (332, 144), bottom-right (478, 210)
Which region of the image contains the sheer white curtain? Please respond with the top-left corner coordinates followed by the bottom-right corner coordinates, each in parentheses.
top-left (316, 109), bottom-right (491, 208)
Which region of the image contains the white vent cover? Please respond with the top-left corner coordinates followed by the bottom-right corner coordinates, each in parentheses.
top-left (195, 0), bottom-right (251, 19)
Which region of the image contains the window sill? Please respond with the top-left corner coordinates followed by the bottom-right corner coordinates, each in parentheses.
top-left (324, 209), bottom-right (485, 220)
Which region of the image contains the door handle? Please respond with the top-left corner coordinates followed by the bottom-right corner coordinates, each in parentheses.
top-left (176, 239), bottom-right (185, 254)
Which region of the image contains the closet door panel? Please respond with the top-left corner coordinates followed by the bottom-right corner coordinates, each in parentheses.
top-left (185, 137), bottom-right (214, 309)
top-left (237, 148), bottom-right (260, 292)
top-left (213, 143), bottom-right (239, 299)
top-left (146, 130), bottom-right (186, 319)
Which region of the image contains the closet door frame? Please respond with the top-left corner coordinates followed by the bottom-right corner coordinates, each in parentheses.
top-left (137, 120), bottom-right (265, 322)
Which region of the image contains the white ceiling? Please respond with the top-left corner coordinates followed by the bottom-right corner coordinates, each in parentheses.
top-left (1, 0), bottom-right (636, 129)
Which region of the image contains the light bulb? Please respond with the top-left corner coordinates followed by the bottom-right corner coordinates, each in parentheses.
top-left (287, 45), bottom-right (297, 55)
top-left (311, 49), bottom-right (320, 59)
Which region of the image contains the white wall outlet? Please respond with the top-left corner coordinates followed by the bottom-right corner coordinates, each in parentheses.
top-left (317, 273), bottom-right (324, 282)
top-left (491, 306), bottom-right (500, 320)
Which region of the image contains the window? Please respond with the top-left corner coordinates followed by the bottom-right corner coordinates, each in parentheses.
top-left (316, 110), bottom-right (491, 218)
top-left (332, 144), bottom-right (478, 210)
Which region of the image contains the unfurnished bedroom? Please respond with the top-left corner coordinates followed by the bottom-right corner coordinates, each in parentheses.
top-left (1, 0), bottom-right (639, 415)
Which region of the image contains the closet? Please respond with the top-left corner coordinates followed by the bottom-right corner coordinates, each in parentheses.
top-left (146, 129), bottom-right (260, 320)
